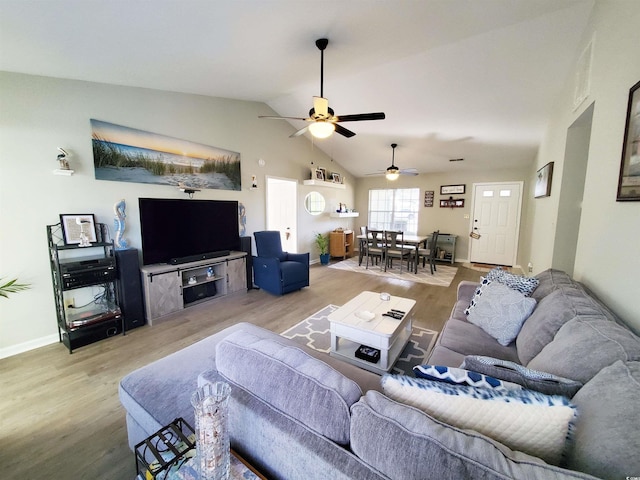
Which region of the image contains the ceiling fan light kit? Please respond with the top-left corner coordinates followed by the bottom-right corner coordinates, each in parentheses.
top-left (260, 38), bottom-right (385, 139)
top-left (308, 121), bottom-right (335, 139)
top-left (385, 170), bottom-right (400, 181)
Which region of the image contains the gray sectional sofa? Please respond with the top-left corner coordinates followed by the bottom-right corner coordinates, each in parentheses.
top-left (119, 269), bottom-right (640, 480)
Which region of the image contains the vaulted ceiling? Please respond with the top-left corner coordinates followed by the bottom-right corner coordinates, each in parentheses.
top-left (0, 0), bottom-right (594, 177)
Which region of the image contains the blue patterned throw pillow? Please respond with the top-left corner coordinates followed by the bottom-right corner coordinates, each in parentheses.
top-left (486, 267), bottom-right (539, 296)
top-left (413, 364), bottom-right (523, 391)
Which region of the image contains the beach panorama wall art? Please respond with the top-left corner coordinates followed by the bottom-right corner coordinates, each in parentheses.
top-left (91, 119), bottom-right (241, 191)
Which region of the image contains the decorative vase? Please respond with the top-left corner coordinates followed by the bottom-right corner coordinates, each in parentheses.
top-left (190, 382), bottom-right (232, 480)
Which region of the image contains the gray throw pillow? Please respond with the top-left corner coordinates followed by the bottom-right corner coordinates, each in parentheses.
top-left (565, 361), bottom-right (640, 480)
top-left (461, 355), bottom-right (583, 397)
top-left (466, 282), bottom-right (537, 346)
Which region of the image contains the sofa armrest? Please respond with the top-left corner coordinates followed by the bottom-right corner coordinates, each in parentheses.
top-left (457, 280), bottom-right (480, 304)
top-left (286, 252), bottom-right (309, 264)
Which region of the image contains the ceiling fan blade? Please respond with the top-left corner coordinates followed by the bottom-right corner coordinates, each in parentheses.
top-left (334, 123), bottom-right (356, 138)
top-left (400, 170), bottom-right (419, 176)
top-left (259, 115), bottom-right (310, 121)
top-left (313, 97), bottom-right (329, 118)
top-left (289, 125), bottom-right (310, 138)
top-left (335, 112), bottom-right (386, 122)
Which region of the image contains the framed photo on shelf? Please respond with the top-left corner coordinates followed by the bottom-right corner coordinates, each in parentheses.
top-left (59, 214), bottom-right (97, 245)
top-left (534, 162), bottom-right (554, 198)
top-left (314, 168), bottom-right (325, 181)
top-left (331, 173), bottom-right (342, 184)
top-left (616, 80), bottom-right (640, 201)
top-left (440, 184), bottom-right (465, 195)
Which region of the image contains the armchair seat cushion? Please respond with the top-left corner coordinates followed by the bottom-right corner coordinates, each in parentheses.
top-left (280, 260), bottom-right (308, 284)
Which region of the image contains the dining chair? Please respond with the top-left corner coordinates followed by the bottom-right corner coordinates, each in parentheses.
top-left (384, 230), bottom-right (412, 273)
top-left (417, 230), bottom-right (440, 274)
top-left (365, 227), bottom-right (385, 270)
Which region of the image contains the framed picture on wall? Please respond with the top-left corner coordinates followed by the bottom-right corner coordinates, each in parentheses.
top-left (314, 168), bottom-right (325, 181)
top-left (616, 80), bottom-right (640, 201)
top-left (440, 184), bottom-right (465, 195)
top-left (534, 162), bottom-right (554, 198)
top-left (331, 173), bottom-right (342, 184)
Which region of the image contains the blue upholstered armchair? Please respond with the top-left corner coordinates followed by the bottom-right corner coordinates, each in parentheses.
top-left (253, 231), bottom-right (310, 295)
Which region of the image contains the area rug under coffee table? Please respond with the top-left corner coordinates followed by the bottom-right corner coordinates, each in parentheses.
top-left (281, 305), bottom-right (439, 376)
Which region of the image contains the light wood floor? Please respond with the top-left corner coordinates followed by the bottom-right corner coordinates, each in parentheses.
top-left (0, 263), bottom-right (481, 480)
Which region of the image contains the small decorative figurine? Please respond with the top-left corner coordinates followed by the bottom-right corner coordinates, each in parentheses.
top-left (114, 199), bottom-right (129, 250)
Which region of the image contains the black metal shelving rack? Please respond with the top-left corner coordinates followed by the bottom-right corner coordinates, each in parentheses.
top-left (47, 222), bottom-right (124, 353)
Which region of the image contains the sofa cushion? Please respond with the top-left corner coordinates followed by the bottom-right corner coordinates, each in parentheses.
top-left (566, 361), bottom-right (640, 480)
top-left (413, 364), bottom-right (523, 391)
top-left (424, 344), bottom-right (466, 367)
top-left (528, 316), bottom-right (640, 384)
top-left (351, 391), bottom-right (595, 480)
top-left (466, 281), bottom-right (536, 346)
top-left (462, 355), bottom-right (583, 398)
top-left (531, 269), bottom-right (577, 301)
top-left (215, 330), bottom-right (362, 445)
top-left (486, 267), bottom-right (540, 296)
top-left (516, 287), bottom-right (598, 365)
top-left (437, 318), bottom-right (520, 362)
top-left (381, 374), bottom-right (576, 465)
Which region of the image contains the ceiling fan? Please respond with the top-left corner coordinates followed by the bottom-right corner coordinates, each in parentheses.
top-left (367, 143), bottom-right (419, 180)
top-left (259, 38), bottom-right (385, 139)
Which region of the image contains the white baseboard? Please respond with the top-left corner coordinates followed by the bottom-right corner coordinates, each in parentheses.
top-left (0, 334), bottom-right (58, 359)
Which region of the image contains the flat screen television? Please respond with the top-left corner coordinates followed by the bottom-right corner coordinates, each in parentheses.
top-left (139, 198), bottom-right (240, 265)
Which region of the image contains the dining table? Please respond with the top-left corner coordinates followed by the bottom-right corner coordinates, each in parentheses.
top-left (356, 233), bottom-right (430, 273)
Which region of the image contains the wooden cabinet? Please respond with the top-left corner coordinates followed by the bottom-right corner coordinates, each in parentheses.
top-left (140, 252), bottom-right (247, 325)
top-left (329, 230), bottom-right (354, 259)
top-left (434, 234), bottom-right (457, 264)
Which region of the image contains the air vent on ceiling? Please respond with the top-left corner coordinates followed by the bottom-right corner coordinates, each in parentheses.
top-left (449, 158), bottom-right (464, 162)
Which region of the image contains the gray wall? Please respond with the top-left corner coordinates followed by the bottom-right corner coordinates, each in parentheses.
top-left (0, 72), bottom-right (355, 355)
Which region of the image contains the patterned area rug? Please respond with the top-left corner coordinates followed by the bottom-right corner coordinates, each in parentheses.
top-left (281, 305), bottom-right (439, 376)
top-left (328, 256), bottom-right (458, 287)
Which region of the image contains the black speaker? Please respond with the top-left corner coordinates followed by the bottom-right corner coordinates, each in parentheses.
top-left (115, 249), bottom-right (145, 331)
top-left (240, 236), bottom-right (254, 290)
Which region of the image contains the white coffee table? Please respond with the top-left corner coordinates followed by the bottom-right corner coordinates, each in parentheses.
top-left (328, 291), bottom-right (416, 375)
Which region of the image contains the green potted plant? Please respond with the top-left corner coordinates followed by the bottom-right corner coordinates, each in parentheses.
top-left (0, 277), bottom-right (30, 298)
top-left (314, 233), bottom-right (330, 265)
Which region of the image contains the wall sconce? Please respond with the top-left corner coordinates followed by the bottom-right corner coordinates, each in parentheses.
top-left (53, 147), bottom-right (74, 175)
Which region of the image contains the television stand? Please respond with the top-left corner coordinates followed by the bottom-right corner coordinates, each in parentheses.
top-left (140, 251), bottom-right (247, 325)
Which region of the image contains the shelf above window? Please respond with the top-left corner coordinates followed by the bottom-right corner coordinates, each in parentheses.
top-left (303, 179), bottom-right (345, 190)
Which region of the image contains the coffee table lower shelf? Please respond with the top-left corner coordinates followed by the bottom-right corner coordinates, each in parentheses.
top-left (330, 326), bottom-right (412, 375)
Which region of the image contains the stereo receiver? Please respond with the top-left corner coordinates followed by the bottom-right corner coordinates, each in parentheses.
top-left (60, 255), bottom-right (116, 289)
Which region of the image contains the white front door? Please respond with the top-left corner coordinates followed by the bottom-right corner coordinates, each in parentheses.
top-left (266, 176), bottom-right (298, 253)
top-left (469, 182), bottom-right (522, 266)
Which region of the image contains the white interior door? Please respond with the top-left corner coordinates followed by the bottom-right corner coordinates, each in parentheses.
top-left (266, 176), bottom-right (298, 253)
top-left (469, 182), bottom-right (522, 266)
